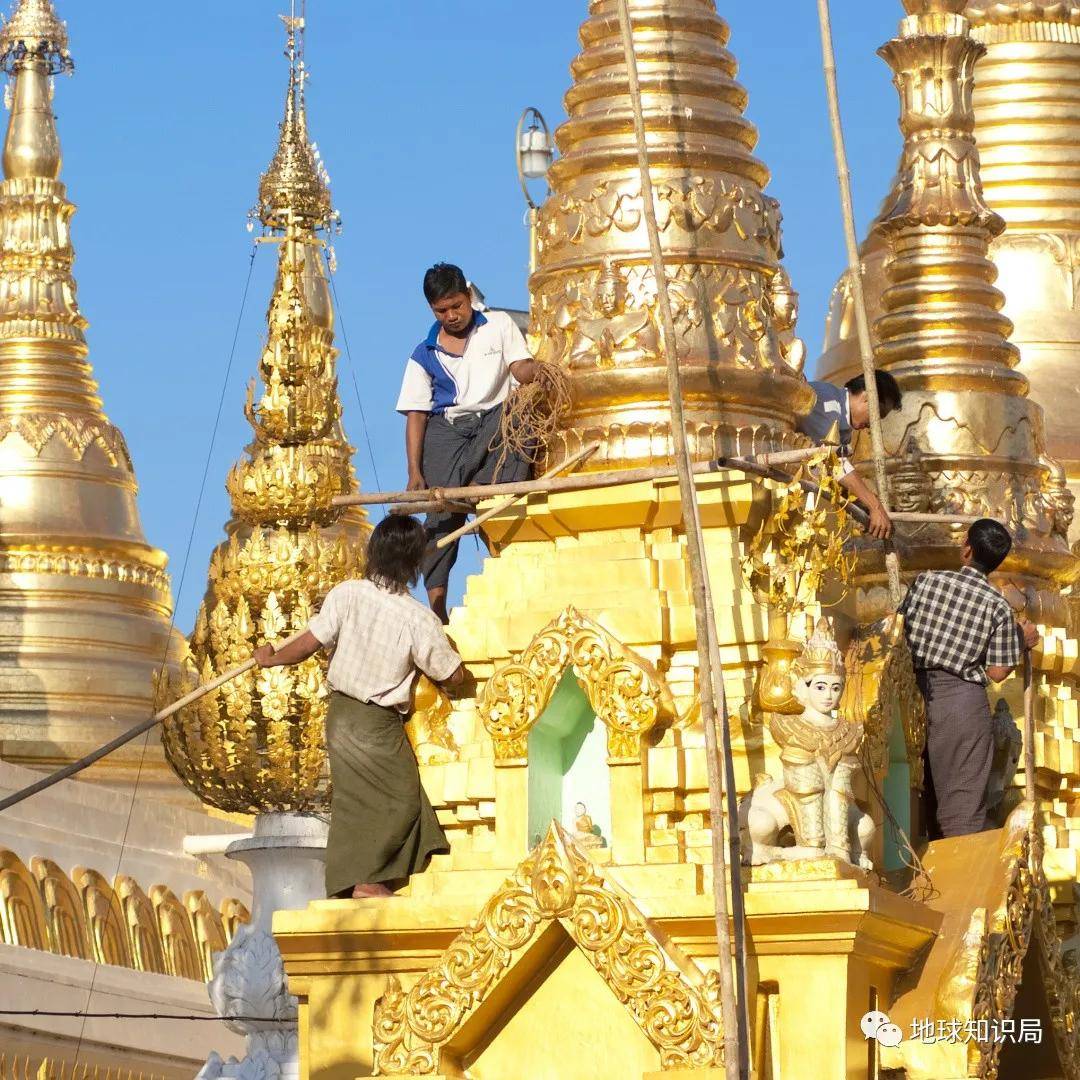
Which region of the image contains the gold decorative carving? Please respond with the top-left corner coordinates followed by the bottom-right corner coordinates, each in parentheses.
top-left (115, 875), bottom-right (167, 976)
top-left (31, 856), bottom-right (88, 960)
top-left (954, 813), bottom-right (1080, 1079)
top-left (220, 897), bottom-right (251, 945)
top-left (185, 890), bottom-right (229, 983)
top-left (254, 15), bottom-right (337, 234)
top-left (0, 413), bottom-right (133, 469)
top-left (0, 547), bottom-right (171, 594)
top-left (149, 885), bottom-right (203, 981)
top-left (0, 1056), bottom-right (165, 1080)
top-left (478, 607), bottom-right (675, 763)
top-left (742, 451), bottom-right (856, 614)
top-left (0, 0), bottom-right (72, 73)
top-left (0, 853), bottom-right (252, 981)
top-left (0, 850), bottom-right (46, 950)
top-left (535, 176), bottom-right (782, 261)
top-left (73, 867), bottom-right (131, 968)
top-left (405, 676), bottom-right (459, 765)
top-left (371, 824), bottom-right (725, 1075)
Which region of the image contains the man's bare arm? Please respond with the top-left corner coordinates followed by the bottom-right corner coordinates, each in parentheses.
top-left (254, 631), bottom-right (322, 669)
top-left (509, 358), bottom-right (538, 385)
top-left (839, 470), bottom-right (892, 540)
top-left (405, 411), bottom-right (428, 490)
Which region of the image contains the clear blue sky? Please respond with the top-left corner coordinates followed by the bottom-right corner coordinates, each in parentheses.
top-left (49, 1), bottom-right (901, 632)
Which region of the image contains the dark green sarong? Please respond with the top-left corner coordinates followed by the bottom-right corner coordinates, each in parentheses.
top-left (324, 692), bottom-right (449, 897)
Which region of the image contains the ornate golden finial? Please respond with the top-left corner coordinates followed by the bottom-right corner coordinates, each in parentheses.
top-left (0, 0), bottom-right (71, 74)
top-left (253, 12), bottom-right (335, 234)
top-left (158, 13), bottom-right (368, 814)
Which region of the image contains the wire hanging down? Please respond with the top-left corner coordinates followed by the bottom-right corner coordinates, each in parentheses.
top-left (326, 254), bottom-right (383, 496)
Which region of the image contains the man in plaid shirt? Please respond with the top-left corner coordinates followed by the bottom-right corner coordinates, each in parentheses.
top-left (899, 519), bottom-right (1038, 838)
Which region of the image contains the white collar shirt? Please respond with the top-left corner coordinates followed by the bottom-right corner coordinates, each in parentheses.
top-left (396, 308), bottom-right (531, 421)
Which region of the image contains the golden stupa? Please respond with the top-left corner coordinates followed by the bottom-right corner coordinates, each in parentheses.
top-left (271, 3), bottom-right (1080, 1079)
top-left (157, 14), bottom-right (369, 815)
top-left (0, 0), bottom-right (183, 786)
top-left (823, 1), bottom-right (1080, 543)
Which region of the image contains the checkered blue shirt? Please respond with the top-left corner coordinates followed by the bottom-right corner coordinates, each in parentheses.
top-left (898, 567), bottom-right (1022, 685)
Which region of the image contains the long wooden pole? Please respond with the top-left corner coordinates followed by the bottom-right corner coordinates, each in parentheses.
top-left (614, 4), bottom-right (746, 1077)
top-left (333, 444), bottom-right (831, 509)
top-left (434, 442), bottom-right (599, 550)
top-left (817, 0), bottom-right (903, 607)
top-left (1024, 651), bottom-right (1037, 803)
top-left (0, 630), bottom-right (308, 813)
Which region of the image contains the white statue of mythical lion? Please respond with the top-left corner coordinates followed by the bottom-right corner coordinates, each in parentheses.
top-left (739, 618), bottom-right (876, 870)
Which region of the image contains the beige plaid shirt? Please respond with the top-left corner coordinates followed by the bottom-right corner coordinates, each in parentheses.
top-left (307, 579), bottom-right (461, 712)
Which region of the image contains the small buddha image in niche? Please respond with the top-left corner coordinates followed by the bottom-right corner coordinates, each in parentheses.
top-left (572, 801), bottom-right (605, 849)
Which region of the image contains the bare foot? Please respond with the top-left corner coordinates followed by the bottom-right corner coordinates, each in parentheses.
top-left (352, 882), bottom-right (394, 898)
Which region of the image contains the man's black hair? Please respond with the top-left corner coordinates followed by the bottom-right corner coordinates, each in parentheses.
top-left (845, 370), bottom-right (903, 415)
top-left (423, 263), bottom-right (470, 305)
top-left (967, 518), bottom-right (1013, 574)
top-left (364, 515), bottom-right (428, 592)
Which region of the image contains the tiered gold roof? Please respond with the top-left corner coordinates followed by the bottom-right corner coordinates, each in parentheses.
top-left (0, 0), bottom-right (183, 785)
top-left (158, 17), bottom-right (368, 814)
top-left (530, 0), bottom-right (812, 472)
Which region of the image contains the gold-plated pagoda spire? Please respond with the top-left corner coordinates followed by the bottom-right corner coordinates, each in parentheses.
top-left (0, 0), bottom-right (182, 786)
top-left (855, 0), bottom-right (1073, 621)
top-left (529, 0), bottom-right (813, 472)
top-left (822, 2), bottom-right (1080, 544)
top-left (159, 14), bottom-right (368, 813)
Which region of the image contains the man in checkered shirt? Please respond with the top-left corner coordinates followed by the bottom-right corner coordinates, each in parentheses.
top-left (899, 519), bottom-right (1038, 838)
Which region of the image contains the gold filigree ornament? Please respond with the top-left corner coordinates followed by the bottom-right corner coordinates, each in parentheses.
top-left (371, 823), bottom-right (724, 1076)
top-left (478, 607), bottom-right (676, 764)
top-left (742, 448), bottom-right (857, 615)
top-left (960, 811), bottom-right (1080, 1079)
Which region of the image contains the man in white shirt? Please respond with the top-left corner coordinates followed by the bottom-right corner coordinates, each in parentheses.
top-left (397, 263), bottom-right (538, 622)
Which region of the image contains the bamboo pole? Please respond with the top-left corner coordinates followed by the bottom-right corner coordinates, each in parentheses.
top-left (389, 500), bottom-right (478, 516)
top-left (817, 0), bottom-right (903, 608)
top-left (0, 630), bottom-right (308, 813)
top-left (332, 444), bottom-right (830, 510)
top-left (1024, 650), bottom-right (1036, 803)
top-left (434, 442), bottom-right (599, 550)
top-left (614, 3), bottom-right (746, 1077)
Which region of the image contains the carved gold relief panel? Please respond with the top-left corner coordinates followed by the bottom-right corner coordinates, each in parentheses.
top-left (0, 850), bottom-right (248, 981)
top-left (372, 824), bottom-right (725, 1076)
top-left (478, 607), bottom-right (675, 763)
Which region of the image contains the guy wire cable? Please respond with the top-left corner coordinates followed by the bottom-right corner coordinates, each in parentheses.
top-left (70, 244), bottom-right (259, 1068)
top-left (325, 251), bottom-right (384, 497)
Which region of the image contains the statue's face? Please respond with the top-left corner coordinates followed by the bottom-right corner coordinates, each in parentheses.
top-left (800, 674), bottom-right (844, 715)
top-left (597, 278), bottom-right (619, 316)
top-left (772, 287), bottom-right (797, 330)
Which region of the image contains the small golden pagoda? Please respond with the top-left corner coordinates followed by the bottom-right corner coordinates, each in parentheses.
top-left (0, 0), bottom-right (183, 787)
top-left (823, 1), bottom-right (1080, 542)
top-left (820, 0), bottom-right (1080, 926)
top-left (157, 15), bottom-right (369, 814)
